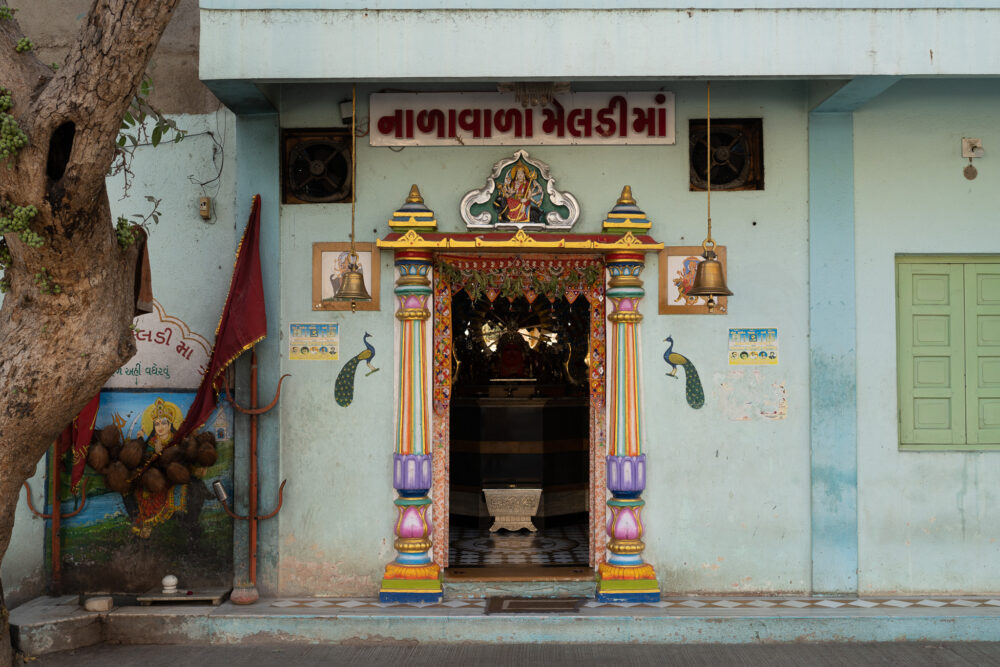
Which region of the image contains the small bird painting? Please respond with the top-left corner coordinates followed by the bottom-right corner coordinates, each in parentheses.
top-left (335, 332), bottom-right (379, 407)
top-left (664, 335), bottom-right (705, 409)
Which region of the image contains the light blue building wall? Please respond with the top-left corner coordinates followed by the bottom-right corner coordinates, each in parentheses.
top-left (268, 80), bottom-right (813, 594)
top-left (9, 3), bottom-right (1000, 603)
top-left (196, 3), bottom-right (1000, 597)
top-left (855, 79), bottom-right (1000, 593)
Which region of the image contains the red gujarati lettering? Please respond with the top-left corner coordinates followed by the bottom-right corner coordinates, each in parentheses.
top-left (176, 340), bottom-right (194, 360)
top-left (596, 96), bottom-right (628, 137)
top-left (632, 106), bottom-right (658, 136)
top-left (416, 109), bottom-right (446, 138)
top-left (377, 109), bottom-right (404, 138)
top-left (458, 108), bottom-right (482, 137)
top-left (541, 99), bottom-right (566, 137)
top-left (567, 108), bottom-right (593, 138)
top-left (493, 108), bottom-right (533, 138)
top-left (154, 327), bottom-right (173, 346)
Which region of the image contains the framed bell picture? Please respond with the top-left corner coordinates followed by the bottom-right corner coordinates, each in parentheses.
top-left (312, 242), bottom-right (381, 311)
top-left (658, 245), bottom-right (728, 314)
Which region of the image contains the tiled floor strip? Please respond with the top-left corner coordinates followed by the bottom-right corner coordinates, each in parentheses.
top-left (270, 597), bottom-right (1000, 610)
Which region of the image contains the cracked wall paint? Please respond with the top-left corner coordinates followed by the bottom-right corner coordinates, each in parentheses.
top-left (713, 369), bottom-right (788, 422)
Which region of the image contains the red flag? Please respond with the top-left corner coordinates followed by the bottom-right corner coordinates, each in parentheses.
top-left (176, 194), bottom-right (267, 440)
top-left (57, 393), bottom-right (101, 492)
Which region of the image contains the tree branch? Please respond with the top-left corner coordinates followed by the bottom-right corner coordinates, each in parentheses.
top-left (0, 1), bottom-right (55, 105)
top-left (31, 0), bottom-right (182, 212)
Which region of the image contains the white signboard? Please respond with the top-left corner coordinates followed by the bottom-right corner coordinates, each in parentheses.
top-left (105, 300), bottom-right (211, 389)
top-left (370, 92), bottom-right (675, 147)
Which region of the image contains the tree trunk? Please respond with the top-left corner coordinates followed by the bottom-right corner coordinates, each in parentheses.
top-left (0, 2), bottom-right (180, 663)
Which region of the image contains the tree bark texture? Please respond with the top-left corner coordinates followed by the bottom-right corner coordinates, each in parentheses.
top-left (0, 2), bottom-right (180, 663)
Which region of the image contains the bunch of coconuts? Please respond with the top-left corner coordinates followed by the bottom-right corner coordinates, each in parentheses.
top-left (87, 425), bottom-right (218, 495)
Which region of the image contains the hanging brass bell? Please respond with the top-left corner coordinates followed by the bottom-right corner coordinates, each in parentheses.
top-left (687, 248), bottom-right (732, 312)
top-left (334, 258), bottom-right (371, 305)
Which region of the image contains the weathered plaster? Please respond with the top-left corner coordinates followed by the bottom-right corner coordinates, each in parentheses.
top-left (2, 461), bottom-right (45, 609)
top-left (270, 80), bottom-right (812, 596)
top-left (854, 79), bottom-right (1000, 594)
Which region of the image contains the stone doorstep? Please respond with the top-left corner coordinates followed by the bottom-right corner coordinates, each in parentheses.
top-left (12, 596), bottom-right (1000, 657)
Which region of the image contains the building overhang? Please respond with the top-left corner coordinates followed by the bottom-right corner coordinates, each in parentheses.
top-left (201, 3), bottom-right (1000, 93)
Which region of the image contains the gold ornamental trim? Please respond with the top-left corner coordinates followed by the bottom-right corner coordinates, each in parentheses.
top-left (396, 308), bottom-right (431, 321)
top-left (608, 538), bottom-right (646, 555)
top-left (608, 275), bottom-right (644, 290)
top-left (396, 273), bottom-right (430, 288)
top-left (608, 311), bottom-right (643, 324)
top-left (394, 537), bottom-right (433, 553)
top-left (377, 230), bottom-right (664, 252)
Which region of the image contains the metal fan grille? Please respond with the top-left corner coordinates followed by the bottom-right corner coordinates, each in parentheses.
top-left (282, 130), bottom-right (353, 204)
top-left (689, 118), bottom-right (763, 191)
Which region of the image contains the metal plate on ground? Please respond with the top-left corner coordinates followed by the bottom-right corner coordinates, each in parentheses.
top-left (484, 596), bottom-right (584, 614)
top-left (137, 588), bottom-right (230, 606)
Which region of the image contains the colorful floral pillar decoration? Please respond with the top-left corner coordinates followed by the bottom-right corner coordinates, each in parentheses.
top-left (379, 202), bottom-right (442, 601)
top-left (598, 193), bottom-right (659, 602)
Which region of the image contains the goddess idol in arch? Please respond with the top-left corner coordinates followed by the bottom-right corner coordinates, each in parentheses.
top-left (496, 162), bottom-right (543, 224)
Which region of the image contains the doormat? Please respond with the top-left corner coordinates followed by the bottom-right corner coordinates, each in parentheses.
top-left (484, 597), bottom-right (584, 614)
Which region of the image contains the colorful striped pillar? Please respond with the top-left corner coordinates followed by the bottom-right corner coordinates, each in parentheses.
top-left (598, 251), bottom-right (659, 602)
top-left (379, 249), bottom-right (442, 603)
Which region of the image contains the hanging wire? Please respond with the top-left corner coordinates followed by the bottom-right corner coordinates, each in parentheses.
top-left (705, 80), bottom-right (713, 248)
top-left (350, 84), bottom-right (357, 259)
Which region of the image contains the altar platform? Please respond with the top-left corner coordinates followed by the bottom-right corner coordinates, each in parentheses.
top-left (11, 593), bottom-right (1000, 657)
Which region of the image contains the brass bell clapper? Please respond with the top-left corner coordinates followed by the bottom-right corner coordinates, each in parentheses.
top-left (333, 84), bottom-right (372, 312)
top-left (687, 80), bottom-right (733, 312)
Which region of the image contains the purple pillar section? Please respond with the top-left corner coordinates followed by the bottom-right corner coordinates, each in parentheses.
top-left (393, 453), bottom-right (433, 492)
top-left (607, 454), bottom-right (646, 493)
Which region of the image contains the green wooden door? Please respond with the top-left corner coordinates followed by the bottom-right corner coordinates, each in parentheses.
top-left (966, 264), bottom-right (1000, 445)
top-left (897, 263), bottom-right (966, 446)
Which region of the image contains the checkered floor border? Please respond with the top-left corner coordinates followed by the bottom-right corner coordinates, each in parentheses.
top-left (449, 524), bottom-right (589, 567)
top-left (270, 597), bottom-right (1000, 610)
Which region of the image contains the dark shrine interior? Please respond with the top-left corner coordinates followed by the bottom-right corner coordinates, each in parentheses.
top-left (448, 292), bottom-right (591, 568)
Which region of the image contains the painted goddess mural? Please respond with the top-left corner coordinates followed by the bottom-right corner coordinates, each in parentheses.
top-left (127, 397), bottom-right (189, 537)
top-left (672, 255), bottom-right (702, 305)
top-left (495, 163), bottom-right (544, 224)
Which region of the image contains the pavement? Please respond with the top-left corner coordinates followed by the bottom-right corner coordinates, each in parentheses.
top-left (26, 641), bottom-right (1000, 666)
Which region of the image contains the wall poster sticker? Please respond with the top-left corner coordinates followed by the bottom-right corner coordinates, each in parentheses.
top-left (729, 327), bottom-right (778, 365)
top-left (289, 322), bottom-right (339, 361)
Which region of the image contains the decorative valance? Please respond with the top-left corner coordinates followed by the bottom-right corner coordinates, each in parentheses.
top-left (435, 254), bottom-right (604, 304)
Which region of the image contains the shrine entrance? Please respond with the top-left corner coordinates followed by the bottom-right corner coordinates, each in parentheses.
top-left (447, 291), bottom-right (591, 572)
top-left (428, 253), bottom-right (608, 578)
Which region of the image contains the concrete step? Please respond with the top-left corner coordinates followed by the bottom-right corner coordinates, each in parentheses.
top-left (442, 565), bottom-right (595, 598)
top-left (443, 578), bottom-right (596, 599)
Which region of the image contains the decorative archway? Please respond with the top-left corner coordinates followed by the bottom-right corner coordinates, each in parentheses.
top-left (429, 254), bottom-right (608, 570)
top-left (376, 184), bottom-right (663, 603)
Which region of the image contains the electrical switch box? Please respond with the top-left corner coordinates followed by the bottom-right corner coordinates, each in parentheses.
top-left (962, 138), bottom-right (984, 159)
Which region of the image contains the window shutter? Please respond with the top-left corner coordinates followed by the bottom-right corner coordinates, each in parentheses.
top-left (897, 263), bottom-right (966, 446)
top-left (965, 264), bottom-right (1000, 445)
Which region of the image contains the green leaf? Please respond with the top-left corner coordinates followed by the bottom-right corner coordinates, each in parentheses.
top-left (151, 126), bottom-right (162, 147)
